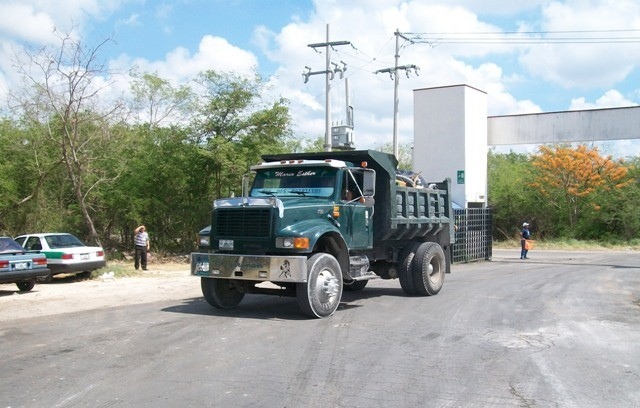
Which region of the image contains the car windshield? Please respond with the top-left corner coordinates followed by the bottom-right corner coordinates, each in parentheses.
top-left (0, 237), bottom-right (25, 254)
top-left (250, 167), bottom-right (337, 198)
top-left (45, 234), bottom-right (86, 249)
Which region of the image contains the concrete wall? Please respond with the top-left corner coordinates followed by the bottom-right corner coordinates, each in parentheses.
top-left (413, 85), bottom-right (487, 208)
top-left (488, 106), bottom-right (640, 145)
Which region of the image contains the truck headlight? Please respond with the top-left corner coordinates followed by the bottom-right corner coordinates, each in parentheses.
top-left (199, 235), bottom-right (210, 247)
top-left (277, 237), bottom-right (309, 249)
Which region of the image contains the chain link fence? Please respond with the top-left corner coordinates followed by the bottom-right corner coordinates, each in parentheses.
top-left (453, 208), bottom-right (493, 263)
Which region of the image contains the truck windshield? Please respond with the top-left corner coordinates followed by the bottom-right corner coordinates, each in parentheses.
top-left (250, 167), bottom-right (337, 198)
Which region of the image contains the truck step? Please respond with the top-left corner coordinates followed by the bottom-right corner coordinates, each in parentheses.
top-left (351, 271), bottom-right (380, 281)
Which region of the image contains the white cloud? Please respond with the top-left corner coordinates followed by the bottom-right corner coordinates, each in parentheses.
top-left (110, 35), bottom-right (259, 85)
top-left (0, 3), bottom-right (58, 44)
top-left (569, 89), bottom-right (637, 110)
top-left (520, 0), bottom-right (640, 89)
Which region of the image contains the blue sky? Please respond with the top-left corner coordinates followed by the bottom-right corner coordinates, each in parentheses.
top-left (2, 0), bottom-right (640, 157)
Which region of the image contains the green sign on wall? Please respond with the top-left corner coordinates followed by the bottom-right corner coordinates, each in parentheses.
top-left (457, 170), bottom-right (465, 184)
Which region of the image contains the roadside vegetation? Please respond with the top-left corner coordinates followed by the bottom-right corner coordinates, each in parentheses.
top-left (493, 238), bottom-right (640, 251)
top-left (489, 145), bottom-right (640, 247)
top-left (1, 33), bottom-right (638, 256)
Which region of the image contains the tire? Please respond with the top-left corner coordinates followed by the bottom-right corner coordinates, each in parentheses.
top-left (201, 278), bottom-right (245, 309)
top-left (412, 242), bottom-right (446, 296)
top-left (38, 273), bottom-right (52, 284)
top-left (398, 242), bottom-right (421, 295)
top-left (16, 279), bottom-right (35, 292)
top-left (297, 253), bottom-right (343, 318)
top-left (344, 279), bottom-right (368, 291)
top-left (77, 271), bottom-right (91, 280)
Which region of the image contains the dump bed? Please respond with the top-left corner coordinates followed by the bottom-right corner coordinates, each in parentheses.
top-left (386, 180), bottom-right (454, 242)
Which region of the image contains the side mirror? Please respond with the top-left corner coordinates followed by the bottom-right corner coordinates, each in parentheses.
top-left (242, 172), bottom-right (255, 197)
top-left (362, 169), bottom-right (376, 196)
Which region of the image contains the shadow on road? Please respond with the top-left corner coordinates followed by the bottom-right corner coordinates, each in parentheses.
top-left (161, 284), bottom-right (408, 320)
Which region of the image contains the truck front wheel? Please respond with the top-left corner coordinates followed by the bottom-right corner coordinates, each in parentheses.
top-left (201, 278), bottom-right (245, 309)
top-left (297, 253), bottom-right (343, 318)
top-left (412, 242), bottom-right (446, 296)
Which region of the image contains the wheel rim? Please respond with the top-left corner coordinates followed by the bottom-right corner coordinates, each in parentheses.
top-left (428, 260), bottom-right (441, 283)
top-left (298, 253), bottom-right (343, 318)
top-left (315, 270), bottom-right (340, 301)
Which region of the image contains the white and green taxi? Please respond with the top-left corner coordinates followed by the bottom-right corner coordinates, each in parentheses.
top-left (14, 233), bottom-right (106, 280)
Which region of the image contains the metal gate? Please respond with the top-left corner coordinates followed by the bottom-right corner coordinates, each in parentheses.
top-left (452, 208), bottom-right (492, 263)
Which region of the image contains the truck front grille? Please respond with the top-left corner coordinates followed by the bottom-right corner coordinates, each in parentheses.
top-left (213, 208), bottom-right (272, 238)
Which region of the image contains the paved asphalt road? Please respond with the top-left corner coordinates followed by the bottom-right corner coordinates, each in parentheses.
top-left (1, 249), bottom-right (639, 408)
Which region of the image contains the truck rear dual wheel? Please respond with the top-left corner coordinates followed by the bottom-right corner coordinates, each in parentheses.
top-left (412, 242), bottom-right (445, 295)
top-left (399, 242), bottom-right (445, 296)
top-left (297, 253), bottom-right (343, 318)
top-left (201, 277), bottom-right (245, 309)
top-left (398, 242), bottom-right (421, 295)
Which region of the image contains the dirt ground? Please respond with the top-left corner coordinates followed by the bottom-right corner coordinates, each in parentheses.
top-left (0, 262), bottom-right (200, 322)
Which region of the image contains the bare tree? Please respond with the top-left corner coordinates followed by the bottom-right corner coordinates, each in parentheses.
top-left (10, 30), bottom-right (125, 245)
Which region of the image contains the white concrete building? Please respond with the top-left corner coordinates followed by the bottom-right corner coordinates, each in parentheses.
top-left (413, 85), bottom-right (487, 208)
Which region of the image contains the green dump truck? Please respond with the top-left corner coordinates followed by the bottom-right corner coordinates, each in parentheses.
top-left (191, 150), bottom-right (455, 318)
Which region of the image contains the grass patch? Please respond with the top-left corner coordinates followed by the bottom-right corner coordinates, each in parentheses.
top-left (492, 239), bottom-right (640, 251)
top-left (91, 261), bottom-right (143, 279)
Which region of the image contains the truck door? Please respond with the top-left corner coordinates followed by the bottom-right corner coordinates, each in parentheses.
top-left (340, 169), bottom-right (373, 249)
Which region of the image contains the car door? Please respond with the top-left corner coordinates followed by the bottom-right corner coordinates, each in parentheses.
top-left (25, 236), bottom-right (43, 251)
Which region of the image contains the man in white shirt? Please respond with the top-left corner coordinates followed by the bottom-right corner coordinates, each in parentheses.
top-left (134, 225), bottom-right (150, 270)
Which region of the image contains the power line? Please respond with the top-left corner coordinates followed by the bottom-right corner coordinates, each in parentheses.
top-left (403, 29), bottom-right (640, 45)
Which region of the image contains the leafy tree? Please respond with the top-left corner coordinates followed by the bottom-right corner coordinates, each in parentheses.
top-left (303, 136), bottom-right (327, 152)
top-left (529, 145), bottom-right (629, 234)
top-left (377, 142), bottom-right (413, 170)
top-left (487, 151), bottom-right (545, 239)
top-left (129, 71), bottom-right (194, 130)
top-left (581, 157), bottom-right (639, 240)
top-left (191, 70), bottom-right (292, 198)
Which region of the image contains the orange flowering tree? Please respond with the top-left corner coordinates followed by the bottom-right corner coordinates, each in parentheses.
top-left (529, 145), bottom-right (630, 231)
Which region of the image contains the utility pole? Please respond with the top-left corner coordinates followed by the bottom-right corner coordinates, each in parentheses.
top-left (303, 24), bottom-right (350, 151)
top-left (375, 29), bottom-right (419, 157)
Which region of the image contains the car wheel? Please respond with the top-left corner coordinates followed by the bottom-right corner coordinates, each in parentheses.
top-left (16, 279), bottom-right (35, 292)
top-left (37, 273), bottom-right (53, 284)
top-left (77, 271), bottom-right (92, 280)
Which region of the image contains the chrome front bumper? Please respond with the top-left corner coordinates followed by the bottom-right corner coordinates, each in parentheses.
top-left (191, 253), bottom-right (308, 282)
